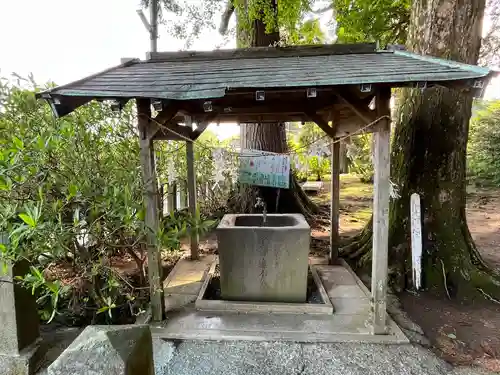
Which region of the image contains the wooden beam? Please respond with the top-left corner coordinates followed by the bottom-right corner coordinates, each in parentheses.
top-left (336, 92), bottom-right (376, 125)
top-left (153, 102), bottom-right (180, 125)
top-left (192, 113), bottom-right (218, 140)
top-left (371, 86), bottom-right (391, 335)
top-left (185, 115), bottom-right (199, 260)
top-left (137, 99), bottom-right (164, 321)
top-left (330, 137), bottom-right (340, 265)
top-left (305, 111), bottom-right (336, 138)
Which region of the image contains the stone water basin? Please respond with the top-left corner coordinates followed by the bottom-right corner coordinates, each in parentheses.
top-left (216, 214), bottom-right (310, 303)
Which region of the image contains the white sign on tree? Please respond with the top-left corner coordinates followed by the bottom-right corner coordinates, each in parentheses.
top-left (239, 149), bottom-right (291, 189)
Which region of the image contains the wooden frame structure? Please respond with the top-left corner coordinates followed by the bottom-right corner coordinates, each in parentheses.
top-left (37, 43), bottom-right (494, 331)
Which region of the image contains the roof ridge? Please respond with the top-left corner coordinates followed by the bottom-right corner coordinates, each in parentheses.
top-left (146, 43), bottom-right (378, 62)
top-left (392, 50), bottom-right (491, 76)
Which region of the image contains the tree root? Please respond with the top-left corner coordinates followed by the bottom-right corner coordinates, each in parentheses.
top-left (339, 214), bottom-right (500, 302)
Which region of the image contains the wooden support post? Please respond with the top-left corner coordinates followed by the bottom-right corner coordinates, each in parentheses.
top-left (185, 116), bottom-right (199, 260)
top-left (180, 181), bottom-right (188, 209)
top-left (167, 182), bottom-right (177, 213)
top-left (137, 99), bottom-right (164, 321)
top-left (371, 87), bottom-right (391, 335)
top-left (330, 138), bottom-right (341, 264)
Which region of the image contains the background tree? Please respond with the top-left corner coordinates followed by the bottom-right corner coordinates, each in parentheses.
top-left (468, 99), bottom-right (500, 186)
top-left (149, 0), bottom-right (331, 216)
top-left (338, 0), bottom-right (500, 299)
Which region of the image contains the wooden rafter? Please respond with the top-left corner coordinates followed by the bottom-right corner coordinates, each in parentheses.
top-left (335, 91), bottom-right (376, 124)
top-left (153, 102), bottom-right (180, 124)
top-left (305, 111), bottom-right (336, 138)
top-left (192, 113), bottom-right (219, 140)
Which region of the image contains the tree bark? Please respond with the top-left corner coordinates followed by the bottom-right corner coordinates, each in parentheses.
top-left (232, 0), bottom-right (318, 216)
top-left (339, 140), bottom-right (349, 174)
top-left (342, 0), bottom-right (500, 299)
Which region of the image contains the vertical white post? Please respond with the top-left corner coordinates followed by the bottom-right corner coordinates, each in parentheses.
top-left (371, 87), bottom-right (391, 335)
top-left (185, 116), bottom-right (199, 260)
top-left (410, 193), bottom-right (422, 290)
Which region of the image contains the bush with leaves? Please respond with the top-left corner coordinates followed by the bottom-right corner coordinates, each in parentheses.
top-left (155, 130), bottom-right (239, 217)
top-left (467, 99), bottom-right (500, 186)
top-left (0, 76), bottom-right (214, 325)
top-left (346, 134), bottom-right (374, 182)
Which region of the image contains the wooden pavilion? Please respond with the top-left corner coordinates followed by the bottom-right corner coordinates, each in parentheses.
top-left (37, 43), bottom-right (495, 334)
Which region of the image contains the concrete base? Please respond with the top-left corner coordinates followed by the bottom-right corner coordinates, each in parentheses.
top-left (153, 256), bottom-right (408, 344)
top-left (195, 261), bottom-right (333, 315)
top-left (0, 338), bottom-right (46, 375)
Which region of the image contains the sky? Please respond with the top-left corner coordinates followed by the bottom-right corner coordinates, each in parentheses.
top-left (1, 0), bottom-right (499, 139)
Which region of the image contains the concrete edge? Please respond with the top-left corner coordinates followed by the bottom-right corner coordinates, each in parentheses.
top-left (310, 265), bottom-right (335, 312)
top-left (339, 258), bottom-right (371, 297)
top-left (339, 258), bottom-right (409, 343)
top-left (195, 259), bottom-right (217, 305)
top-left (216, 213), bottom-right (310, 230)
top-left (151, 328), bottom-right (410, 344)
top-left (195, 261), bottom-right (333, 315)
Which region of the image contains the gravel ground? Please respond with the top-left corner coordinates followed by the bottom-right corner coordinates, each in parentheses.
top-left (154, 339), bottom-right (497, 375)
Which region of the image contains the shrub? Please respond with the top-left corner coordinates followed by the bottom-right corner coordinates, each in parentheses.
top-left (467, 100), bottom-right (500, 186)
top-left (0, 77), bottom-right (215, 324)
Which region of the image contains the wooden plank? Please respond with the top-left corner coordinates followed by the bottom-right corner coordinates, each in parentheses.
top-left (370, 87), bottom-right (391, 335)
top-left (330, 139), bottom-right (341, 265)
top-left (153, 102), bottom-right (180, 125)
top-left (185, 116), bottom-right (199, 260)
top-left (336, 92), bottom-right (376, 125)
top-left (305, 112), bottom-right (336, 138)
top-left (137, 99), bottom-right (164, 321)
top-left (192, 113), bottom-right (218, 140)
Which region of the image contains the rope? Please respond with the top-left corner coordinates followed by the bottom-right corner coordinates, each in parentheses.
top-left (139, 113), bottom-right (391, 158)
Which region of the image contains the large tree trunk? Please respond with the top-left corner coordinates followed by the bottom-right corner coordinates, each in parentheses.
top-left (232, 0), bottom-right (318, 216)
top-left (342, 0), bottom-right (500, 299)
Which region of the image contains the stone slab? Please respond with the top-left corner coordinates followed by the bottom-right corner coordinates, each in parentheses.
top-left (165, 281), bottom-right (203, 295)
top-left (315, 266), bottom-right (358, 286)
top-left (165, 294), bottom-right (198, 311)
top-left (0, 260), bottom-right (46, 375)
top-left (330, 297), bottom-right (371, 315)
top-left (47, 325), bottom-right (154, 375)
top-left (327, 285), bottom-right (367, 299)
top-left (152, 309), bottom-right (408, 344)
top-left (0, 339), bottom-right (46, 375)
top-left (302, 181), bottom-right (324, 192)
top-left (0, 261), bottom-right (40, 355)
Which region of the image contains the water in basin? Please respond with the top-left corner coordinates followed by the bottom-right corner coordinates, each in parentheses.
top-left (234, 215), bottom-right (297, 227)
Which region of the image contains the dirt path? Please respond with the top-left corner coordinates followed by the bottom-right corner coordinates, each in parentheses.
top-left (466, 189), bottom-right (500, 270)
top-left (317, 177), bottom-right (500, 373)
top-left (402, 188), bottom-right (500, 373)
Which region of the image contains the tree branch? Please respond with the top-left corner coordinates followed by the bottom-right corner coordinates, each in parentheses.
top-left (219, 0), bottom-right (235, 35)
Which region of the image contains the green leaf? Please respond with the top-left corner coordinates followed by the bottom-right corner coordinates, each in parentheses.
top-left (18, 213), bottom-right (36, 228)
top-left (68, 184), bottom-right (78, 197)
top-left (97, 306), bottom-right (109, 314)
top-left (12, 136), bottom-right (24, 149)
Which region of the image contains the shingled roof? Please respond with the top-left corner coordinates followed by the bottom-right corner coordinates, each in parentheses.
top-left (37, 43), bottom-right (495, 117)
